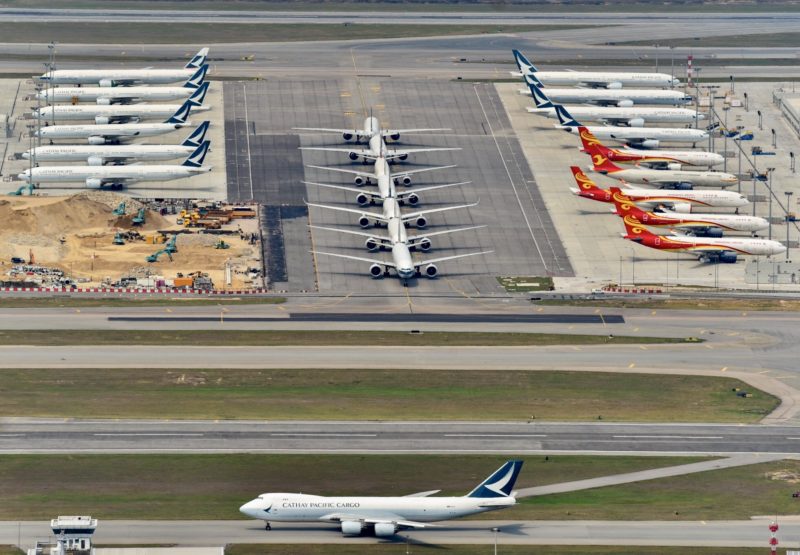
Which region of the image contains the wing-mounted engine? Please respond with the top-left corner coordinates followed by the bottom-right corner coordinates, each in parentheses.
top-left (369, 264), bottom-right (384, 278)
top-left (404, 193), bottom-right (420, 206)
top-left (693, 227), bottom-right (724, 238)
top-left (414, 216), bottom-right (428, 229)
top-left (358, 215), bottom-right (371, 228)
top-left (374, 522), bottom-right (398, 537)
top-left (365, 238), bottom-right (380, 251)
top-left (389, 132), bottom-right (400, 141)
top-left (355, 193), bottom-right (371, 206)
top-left (395, 175), bottom-right (412, 186)
top-left (342, 132), bottom-right (354, 141)
top-left (718, 252), bottom-right (738, 263)
top-left (348, 151), bottom-right (359, 161)
top-left (627, 117), bottom-right (645, 128)
top-left (87, 155), bottom-right (105, 166)
top-left (669, 202), bottom-right (692, 214)
top-left (666, 162), bottom-right (682, 171)
top-left (606, 81), bottom-right (623, 89)
top-left (99, 79), bottom-right (115, 87)
top-left (340, 520), bottom-right (364, 536)
top-left (635, 139), bottom-right (660, 149)
top-left (85, 177), bottom-right (103, 189)
top-left (616, 99), bottom-right (634, 107)
top-left (96, 98), bottom-right (112, 105)
top-left (95, 116), bottom-right (111, 125)
top-left (423, 264), bottom-right (438, 278)
top-left (87, 135), bottom-right (109, 145)
top-left (354, 176), bottom-right (368, 186)
top-left (416, 237), bottom-right (432, 252)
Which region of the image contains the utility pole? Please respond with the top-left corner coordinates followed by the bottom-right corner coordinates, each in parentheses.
top-left (736, 137), bottom-right (742, 193)
top-left (768, 167), bottom-right (776, 240)
top-left (723, 106), bottom-right (729, 172)
top-left (786, 191), bottom-right (793, 261)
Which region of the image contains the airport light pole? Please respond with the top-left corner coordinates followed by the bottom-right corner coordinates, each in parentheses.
top-left (735, 137), bottom-right (742, 194)
top-left (491, 527), bottom-right (500, 555)
top-left (768, 167), bottom-right (776, 240)
top-left (771, 128), bottom-right (777, 149)
top-left (791, 151), bottom-right (796, 173)
top-left (786, 191), bottom-right (793, 261)
top-left (723, 106), bottom-right (729, 172)
top-left (757, 110), bottom-right (763, 130)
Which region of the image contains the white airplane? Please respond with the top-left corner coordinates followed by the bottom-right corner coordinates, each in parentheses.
top-left (569, 167), bottom-right (749, 211)
top-left (519, 75), bottom-right (691, 106)
top-left (306, 198), bottom-right (479, 230)
top-left (37, 48), bottom-right (209, 86)
top-left (527, 82), bottom-right (702, 126)
top-left (554, 105), bottom-right (709, 148)
top-left (294, 115), bottom-right (449, 143)
top-left (17, 140), bottom-right (211, 189)
top-left (34, 99), bottom-right (197, 144)
top-left (241, 460), bottom-right (522, 536)
top-left (36, 65), bottom-right (207, 105)
top-left (33, 83), bottom-right (209, 124)
top-left (512, 49), bottom-right (679, 88)
top-left (306, 159), bottom-right (455, 187)
top-left (301, 133), bottom-right (458, 163)
top-left (576, 126), bottom-right (723, 169)
top-left (23, 121), bottom-right (210, 165)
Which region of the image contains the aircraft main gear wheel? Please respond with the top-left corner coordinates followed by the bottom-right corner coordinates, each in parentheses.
top-left (265, 522), bottom-right (271, 531)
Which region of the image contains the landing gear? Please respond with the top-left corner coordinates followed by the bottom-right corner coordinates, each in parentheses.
top-left (265, 522), bottom-right (272, 531)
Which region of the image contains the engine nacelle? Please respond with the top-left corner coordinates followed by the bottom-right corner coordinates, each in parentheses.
top-left (718, 252), bottom-right (738, 264)
top-left (341, 520), bottom-right (364, 536)
top-left (390, 132), bottom-right (400, 141)
top-left (348, 152), bottom-right (359, 161)
top-left (666, 162), bottom-right (682, 171)
top-left (342, 132), bottom-right (353, 141)
top-left (369, 264), bottom-right (383, 278)
top-left (616, 99), bottom-right (634, 108)
top-left (356, 193), bottom-right (370, 206)
top-left (98, 78), bottom-right (114, 87)
top-left (96, 98), bottom-right (112, 105)
top-left (406, 193), bottom-right (420, 206)
top-left (354, 176), bottom-right (366, 186)
top-left (398, 153), bottom-right (408, 161)
top-left (418, 238), bottom-right (432, 252)
top-left (696, 227), bottom-right (723, 238)
top-left (95, 116), bottom-right (110, 125)
top-left (398, 175), bottom-right (412, 186)
top-left (87, 135), bottom-right (108, 145)
top-left (87, 156), bottom-right (105, 166)
top-left (672, 182), bottom-right (694, 191)
top-left (374, 522), bottom-right (398, 537)
top-left (638, 139), bottom-right (660, 149)
top-left (424, 264), bottom-right (439, 278)
top-left (670, 202), bottom-right (692, 214)
top-left (358, 215), bottom-right (371, 228)
top-left (414, 216), bottom-right (428, 229)
top-left (627, 117), bottom-right (645, 128)
top-left (365, 238), bottom-right (379, 251)
top-left (85, 178), bottom-right (103, 189)
top-left (606, 81), bottom-right (623, 89)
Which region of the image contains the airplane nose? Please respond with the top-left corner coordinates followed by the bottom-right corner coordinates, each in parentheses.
top-left (239, 499), bottom-right (263, 518)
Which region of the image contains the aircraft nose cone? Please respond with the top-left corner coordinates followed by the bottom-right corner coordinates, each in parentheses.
top-left (239, 499), bottom-right (264, 519)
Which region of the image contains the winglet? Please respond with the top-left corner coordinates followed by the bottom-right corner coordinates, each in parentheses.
top-left (465, 460), bottom-right (523, 499)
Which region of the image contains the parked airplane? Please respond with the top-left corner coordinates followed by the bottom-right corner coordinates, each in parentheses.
top-left (555, 105), bottom-right (708, 148)
top-left (38, 48), bottom-right (209, 86)
top-left (306, 198), bottom-right (479, 229)
top-left (36, 65), bottom-right (208, 105)
top-left (306, 161), bottom-right (455, 187)
top-left (241, 460), bottom-right (522, 535)
top-left (304, 180), bottom-right (466, 207)
top-left (612, 192), bottom-right (767, 236)
top-left (577, 126), bottom-right (723, 168)
top-left (311, 223), bottom-right (484, 252)
top-left (294, 116), bottom-right (449, 143)
top-left (527, 82), bottom-right (702, 126)
top-left (511, 49), bottom-right (679, 88)
top-left (588, 144), bottom-right (738, 189)
top-left (17, 140), bottom-right (211, 189)
top-left (519, 75), bottom-right (691, 106)
top-left (33, 83), bottom-right (209, 124)
top-left (569, 167), bottom-right (749, 211)
top-left (301, 133), bottom-right (458, 162)
top-left (23, 122), bottom-right (210, 165)
top-left (621, 214), bottom-right (785, 263)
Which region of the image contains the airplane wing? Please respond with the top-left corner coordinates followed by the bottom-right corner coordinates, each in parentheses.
top-left (416, 250), bottom-right (493, 267)
top-left (409, 225), bottom-right (486, 240)
top-left (309, 225), bottom-right (391, 243)
top-left (305, 201), bottom-right (387, 222)
top-left (302, 180), bottom-right (371, 196)
top-left (402, 201), bottom-right (479, 222)
top-left (305, 164), bottom-right (376, 179)
top-left (398, 181), bottom-right (470, 196)
top-left (404, 490), bottom-right (442, 498)
top-left (392, 165), bottom-right (457, 177)
top-left (384, 147), bottom-right (461, 160)
top-left (300, 146), bottom-right (370, 155)
top-left (382, 128), bottom-right (450, 136)
top-left (293, 127), bottom-right (362, 136)
top-left (312, 250), bottom-right (396, 268)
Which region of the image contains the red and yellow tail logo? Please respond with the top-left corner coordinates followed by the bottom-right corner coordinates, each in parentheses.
top-left (592, 153), bottom-right (609, 167)
top-left (579, 129), bottom-right (600, 147)
top-left (571, 166), bottom-right (596, 191)
top-left (623, 215), bottom-right (647, 235)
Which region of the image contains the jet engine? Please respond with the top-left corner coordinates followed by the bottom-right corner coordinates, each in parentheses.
top-left (365, 238), bottom-right (379, 251)
top-left (606, 81), bottom-right (623, 89)
top-left (397, 175), bottom-right (412, 186)
top-left (414, 216), bottom-right (428, 229)
top-left (405, 193), bottom-right (420, 206)
top-left (670, 202), bottom-right (692, 214)
top-left (424, 264), bottom-right (439, 278)
top-left (341, 520), bottom-right (364, 536)
top-left (397, 153), bottom-right (409, 161)
top-left (389, 132), bottom-right (400, 141)
top-left (354, 176), bottom-right (367, 186)
top-left (417, 237), bottom-right (432, 252)
top-left (637, 139), bottom-right (660, 149)
top-left (88, 136), bottom-right (108, 145)
top-left (95, 116), bottom-right (110, 125)
top-left (627, 118), bottom-right (645, 128)
top-left (356, 193), bottom-right (370, 206)
top-left (671, 182), bottom-right (694, 191)
top-left (358, 215), bottom-right (371, 228)
top-left (616, 99), bottom-right (634, 108)
top-left (374, 523), bottom-right (398, 537)
top-left (99, 79), bottom-right (115, 87)
top-left (348, 152), bottom-right (359, 161)
top-left (718, 252), bottom-right (738, 264)
top-left (87, 156), bottom-right (105, 167)
top-left (85, 178), bottom-right (103, 189)
top-left (369, 264), bottom-right (384, 278)
top-left (666, 163), bottom-right (682, 171)
top-left (96, 98), bottom-right (112, 105)
top-left (695, 227), bottom-right (723, 238)
top-left (342, 132), bottom-right (354, 141)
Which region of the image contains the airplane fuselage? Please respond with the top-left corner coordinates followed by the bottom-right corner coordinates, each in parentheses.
top-left (520, 87), bottom-right (691, 105)
top-left (598, 167), bottom-right (738, 188)
top-left (19, 165), bottom-right (208, 184)
top-left (516, 70), bottom-right (677, 88)
top-left (40, 68), bottom-right (198, 86)
top-left (38, 86), bottom-right (195, 104)
top-left (23, 144), bottom-right (196, 163)
top-left (35, 104), bottom-right (209, 122)
top-left (537, 106), bottom-right (702, 124)
top-left (562, 125), bottom-right (708, 144)
top-left (35, 123), bottom-right (186, 141)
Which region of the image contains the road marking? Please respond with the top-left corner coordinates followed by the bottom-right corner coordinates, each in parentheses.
top-left (639, 345), bottom-right (648, 350)
top-left (0, 434), bottom-right (25, 437)
top-left (270, 433), bottom-right (377, 438)
top-left (628, 363), bottom-right (635, 368)
top-left (785, 437), bottom-right (800, 440)
top-left (612, 435), bottom-right (724, 440)
top-left (444, 434), bottom-right (547, 438)
top-left (93, 433), bottom-right (204, 437)
top-left (242, 85), bottom-right (254, 200)
top-left (721, 367), bottom-right (727, 372)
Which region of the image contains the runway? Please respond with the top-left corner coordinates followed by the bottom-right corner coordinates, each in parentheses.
top-left (2, 420), bottom-right (799, 456)
top-left (1, 518), bottom-right (797, 548)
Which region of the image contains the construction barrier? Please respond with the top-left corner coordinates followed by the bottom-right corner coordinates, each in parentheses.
top-left (0, 286), bottom-right (270, 295)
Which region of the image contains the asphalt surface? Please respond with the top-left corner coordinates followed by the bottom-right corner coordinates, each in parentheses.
top-left (1, 420), bottom-right (798, 456)
top-left (107, 312), bottom-right (623, 323)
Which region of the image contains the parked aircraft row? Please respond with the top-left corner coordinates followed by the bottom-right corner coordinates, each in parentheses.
top-left (297, 116), bottom-right (489, 283)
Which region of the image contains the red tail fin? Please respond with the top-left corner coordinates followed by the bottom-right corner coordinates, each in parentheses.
top-left (577, 126), bottom-right (611, 156)
top-left (610, 192), bottom-right (648, 219)
top-left (570, 165), bottom-right (608, 196)
top-left (621, 214), bottom-right (655, 240)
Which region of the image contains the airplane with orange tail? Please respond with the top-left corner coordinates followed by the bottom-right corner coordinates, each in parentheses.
top-left (577, 126), bottom-right (723, 169)
top-left (569, 166), bottom-right (748, 210)
top-left (586, 138), bottom-right (737, 189)
top-left (611, 192), bottom-right (767, 236)
top-left (620, 215), bottom-right (785, 263)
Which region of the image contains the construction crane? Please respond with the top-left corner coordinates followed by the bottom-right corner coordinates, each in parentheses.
top-left (146, 249), bottom-right (173, 263)
top-left (112, 202), bottom-right (126, 216)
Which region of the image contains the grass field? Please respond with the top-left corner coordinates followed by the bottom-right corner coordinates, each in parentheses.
top-left (0, 22), bottom-right (588, 44)
top-left (536, 297), bottom-right (800, 312)
top-left (0, 549), bottom-right (22, 555)
top-left (0, 369), bottom-right (775, 422)
top-left (226, 546), bottom-right (765, 555)
top-left (0, 454), bottom-right (705, 520)
top-left (0, 296), bottom-right (286, 308)
top-left (620, 32), bottom-right (800, 48)
top-left (0, 330), bottom-right (695, 347)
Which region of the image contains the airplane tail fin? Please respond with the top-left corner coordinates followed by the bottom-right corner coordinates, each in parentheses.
top-left (465, 460), bottom-right (523, 499)
top-left (182, 121), bottom-right (210, 148)
top-left (523, 72), bottom-right (545, 89)
top-left (527, 80), bottom-right (554, 110)
top-left (186, 47), bottom-right (209, 69)
top-left (184, 64), bottom-right (208, 89)
top-left (577, 126), bottom-right (610, 155)
top-left (182, 140), bottom-right (210, 167)
top-left (621, 214), bottom-right (654, 241)
top-left (187, 81), bottom-right (209, 106)
top-left (512, 49), bottom-right (537, 73)
top-left (554, 104), bottom-right (581, 127)
top-left (165, 99), bottom-right (194, 124)
top-left (570, 165), bottom-right (609, 199)
top-left (610, 190), bottom-right (646, 218)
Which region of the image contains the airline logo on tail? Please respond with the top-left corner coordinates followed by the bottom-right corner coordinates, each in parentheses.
top-left (527, 81), bottom-right (554, 109)
top-left (182, 121), bottom-right (210, 147)
top-left (182, 140), bottom-right (210, 167)
top-left (579, 127), bottom-right (604, 151)
top-left (187, 81), bottom-right (209, 106)
top-left (466, 460), bottom-right (523, 499)
top-left (555, 105), bottom-right (581, 127)
top-left (623, 215), bottom-right (649, 238)
top-left (186, 47), bottom-right (209, 69)
top-left (571, 166), bottom-right (597, 191)
top-left (512, 49), bottom-right (537, 73)
top-left (184, 64), bottom-right (208, 89)
top-left (166, 99), bottom-right (194, 124)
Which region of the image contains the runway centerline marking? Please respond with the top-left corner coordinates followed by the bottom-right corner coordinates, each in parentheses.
top-left (0, 434), bottom-right (25, 437)
top-left (444, 434), bottom-right (547, 438)
top-left (270, 433), bottom-right (377, 437)
top-left (612, 435), bottom-right (724, 440)
top-left (93, 433), bottom-right (205, 437)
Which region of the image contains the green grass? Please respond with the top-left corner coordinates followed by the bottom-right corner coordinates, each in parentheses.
top-left (0, 454), bottom-right (705, 520)
top-left (0, 296), bottom-right (286, 308)
top-left (0, 369), bottom-right (775, 422)
top-left (0, 330), bottom-right (695, 346)
top-left (619, 32), bottom-right (800, 48)
top-left (497, 276), bottom-right (554, 292)
top-left (0, 22), bottom-right (590, 44)
top-left (226, 546), bottom-right (765, 555)
top-left (536, 297), bottom-right (800, 312)
top-left (0, 549), bottom-right (22, 555)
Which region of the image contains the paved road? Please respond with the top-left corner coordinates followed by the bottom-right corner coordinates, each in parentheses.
top-left (1, 518), bottom-right (797, 548)
top-left (2, 420), bottom-right (800, 456)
